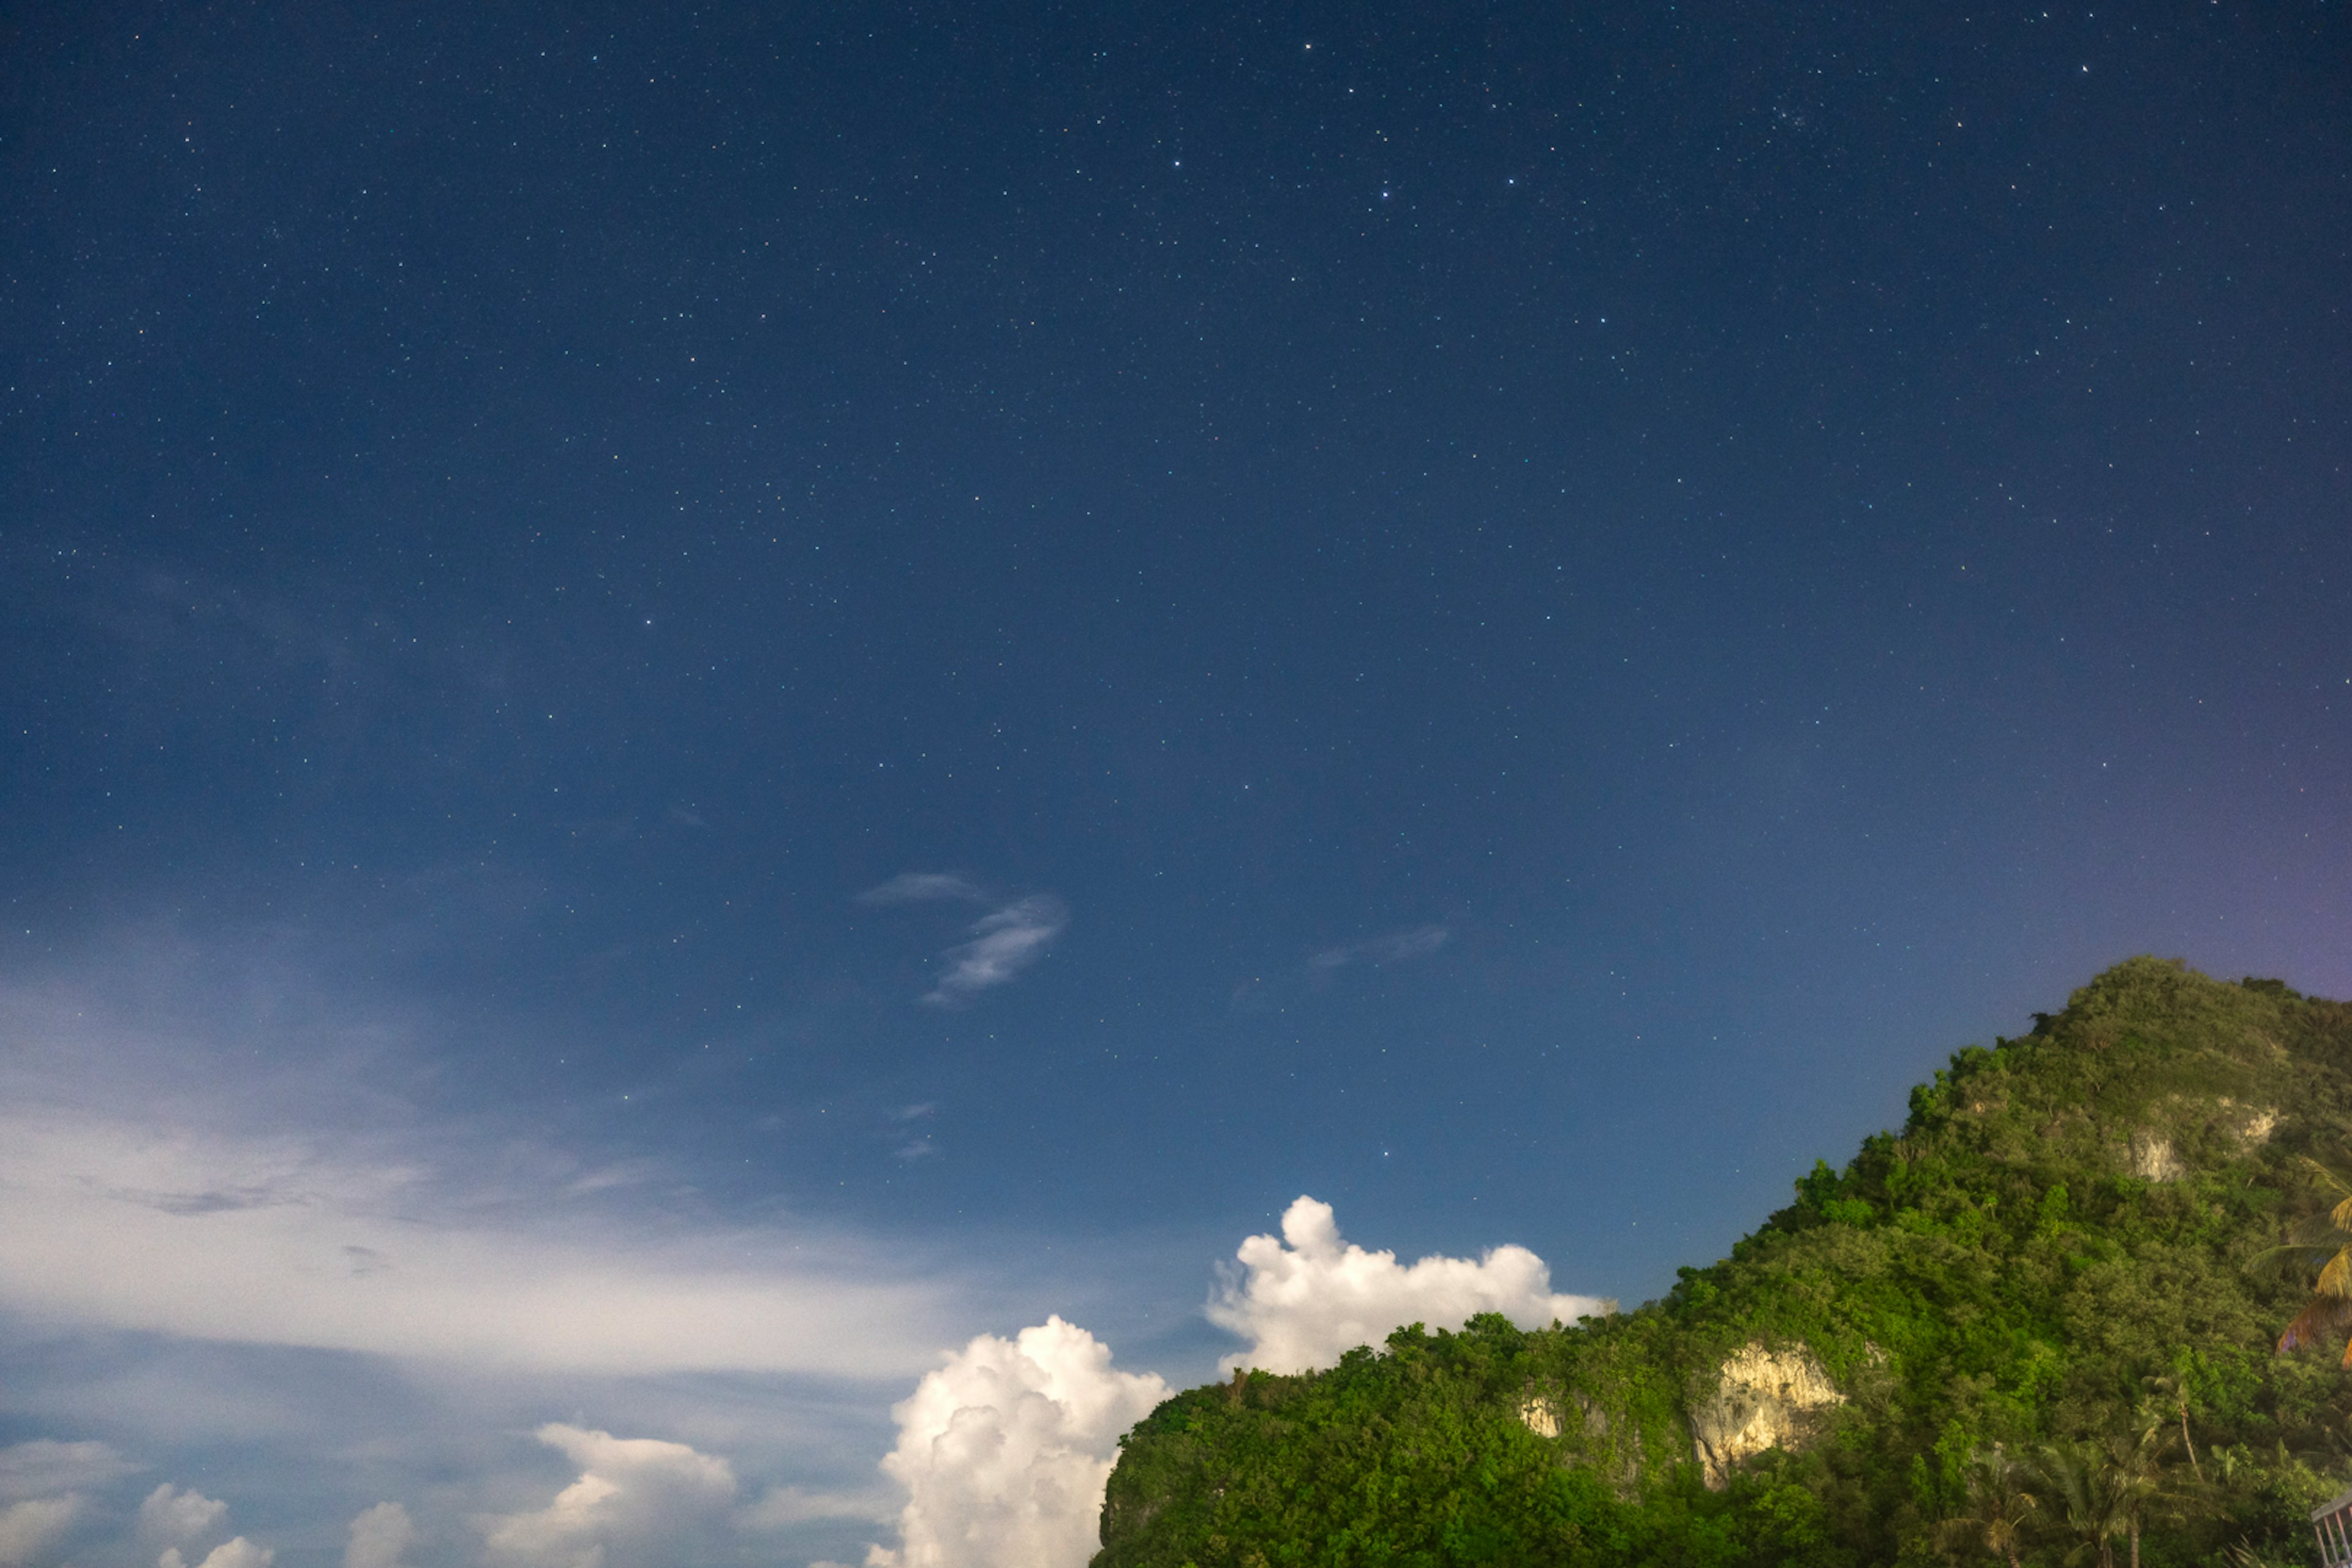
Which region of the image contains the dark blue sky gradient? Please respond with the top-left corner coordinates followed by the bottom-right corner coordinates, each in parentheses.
top-left (6, 0), bottom-right (2351, 1360)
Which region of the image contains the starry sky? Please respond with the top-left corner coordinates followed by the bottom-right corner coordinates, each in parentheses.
top-left (2, 1), bottom-right (2349, 1564)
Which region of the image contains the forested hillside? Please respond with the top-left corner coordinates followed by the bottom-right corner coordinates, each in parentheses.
top-left (1095, 959), bottom-right (2352, 1567)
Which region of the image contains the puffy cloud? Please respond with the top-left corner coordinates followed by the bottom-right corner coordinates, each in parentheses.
top-left (923, 897), bottom-right (1067, 1006)
top-left (866, 1317), bottom-right (1169, 1568)
top-left (1208, 1196), bottom-right (1611, 1374)
top-left (858, 874), bottom-right (986, 906)
top-left (141, 1485), bottom-right (269, 1568)
top-left (0, 1497), bottom-right (81, 1566)
top-left (481, 1425), bottom-right (736, 1568)
top-left (159, 1541), bottom-right (272, 1568)
top-left (343, 1503), bottom-right (415, 1568)
top-left (0, 1438), bottom-right (124, 1566)
top-left (140, 1484), bottom-right (229, 1547)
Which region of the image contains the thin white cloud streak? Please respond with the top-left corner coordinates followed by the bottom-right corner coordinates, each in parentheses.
top-left (481, 1425), bottom-right (737, 1568)
top-left (865, 1317), bottom-right (1167, 1568)
top-left (923, 896), bottom-right (1067, 1006)
top-left (857, 874), bottom-right (986, 906)
top-left (1308, 924), bottom-right (1449, 973)
top-left (0, 1109), bottom-right (952, 1377)
top-left (735, 1485), bottom-right (895, 1531)
top-left (1207, 1197), bottom-right (1611, 1374)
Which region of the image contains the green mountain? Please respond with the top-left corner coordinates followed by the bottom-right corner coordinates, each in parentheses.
top-left (1093, 959), bottom-right (2352, 1568)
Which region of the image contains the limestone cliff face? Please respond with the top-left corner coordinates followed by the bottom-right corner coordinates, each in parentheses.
top-left (1687, 1342), bottom-right (1844, 1488)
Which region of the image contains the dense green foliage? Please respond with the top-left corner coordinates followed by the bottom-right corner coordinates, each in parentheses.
top-left (1095, 960), bottom-right (2352, 1567)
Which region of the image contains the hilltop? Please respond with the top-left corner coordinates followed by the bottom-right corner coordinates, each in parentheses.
top-left (1093, 959), bottom-right (2352, 1567)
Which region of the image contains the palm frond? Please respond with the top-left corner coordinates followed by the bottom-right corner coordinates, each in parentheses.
top-left (2277, 1293), bottom-right (2352, 1354)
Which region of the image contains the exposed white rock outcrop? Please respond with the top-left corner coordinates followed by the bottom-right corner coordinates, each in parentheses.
top-left (2130, 1129), bottom-right (2186, 1182)
top-left (1689, 1343), bottom-right (1844, 1488)
top-left (2216, 1097), bottom-right (2279, 1147)
top-left (1518, 1394), bottom-right (1562, 1438)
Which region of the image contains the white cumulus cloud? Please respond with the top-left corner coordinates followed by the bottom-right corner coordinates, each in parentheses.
top-left (159, 1541), bottom-right (272, 1568)
top-left (865, 1316), bottom-right (1169, 1568)
top-left (923, 896), bottom-right (1067, 1006)
top-left (0, 1438), bottom-right (126, 1567)
top-left (342, 1503), bottom-right (416, 1568)
top-left (481, 1424), bottom-right (736, 1568)
top-left (0, 1497), bottom-right (81, 1567)
top-left (140, 1485), bottom-right (228, 1548)
top-left (1207, 1196), bottom-right (1611, 1374)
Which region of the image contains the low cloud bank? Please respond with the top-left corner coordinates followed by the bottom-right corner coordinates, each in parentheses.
top-left (1208, 1196), bottom-right (1610, 1374)
top-left (865, 1317), bottom-right (1168, 1568)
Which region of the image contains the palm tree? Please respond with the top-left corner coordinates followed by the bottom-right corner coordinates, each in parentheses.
top-left (2266, 1156), bottom-right (2352, 1364)
top-left (1935, 1444), bottom-right (2038, 1568)
top-left (2140, 1370), bottom-right (2202, 1483)
top-left (2034, 1423), bottom-right (2172, 1568)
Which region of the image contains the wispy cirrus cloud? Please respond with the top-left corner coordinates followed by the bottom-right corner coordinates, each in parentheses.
top-left (859, 875), bottom-right (1069, 1006)
top-left (1308, 924), bottom-right (1449, 973)
top-left (924, 896), bottom-right (1068, 1007)
top-left (856, 873), bottom-right (987, 907)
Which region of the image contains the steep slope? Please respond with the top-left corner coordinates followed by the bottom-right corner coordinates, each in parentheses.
top-left (1094, 959), bottom-right (2352, 1567)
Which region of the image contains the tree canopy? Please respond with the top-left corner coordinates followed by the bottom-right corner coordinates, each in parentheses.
top-left (1095, 959), bottom-right (2352, 1567)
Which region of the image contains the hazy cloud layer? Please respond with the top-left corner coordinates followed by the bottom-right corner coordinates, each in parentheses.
top-left (0, 1442), bottom-right (134, 1502)
top-left (0, 1107), bottom-right (951, 1377)
top-left (865, 1317), bottom-right (1168, 1568)
top-left (924, 896), bottom-right (1068, 1006)
top-left (482, 1425), bottom-right (737, 1568)
top-left (1208, 1197), bottom-right (1610, 1374)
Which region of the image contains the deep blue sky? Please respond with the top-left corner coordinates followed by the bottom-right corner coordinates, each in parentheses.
top-left (2, 2), bottom-right (2348, 1564)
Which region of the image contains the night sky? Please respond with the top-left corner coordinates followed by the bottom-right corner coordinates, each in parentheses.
top-left (4, 2), bottom-right (2348, 1566)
